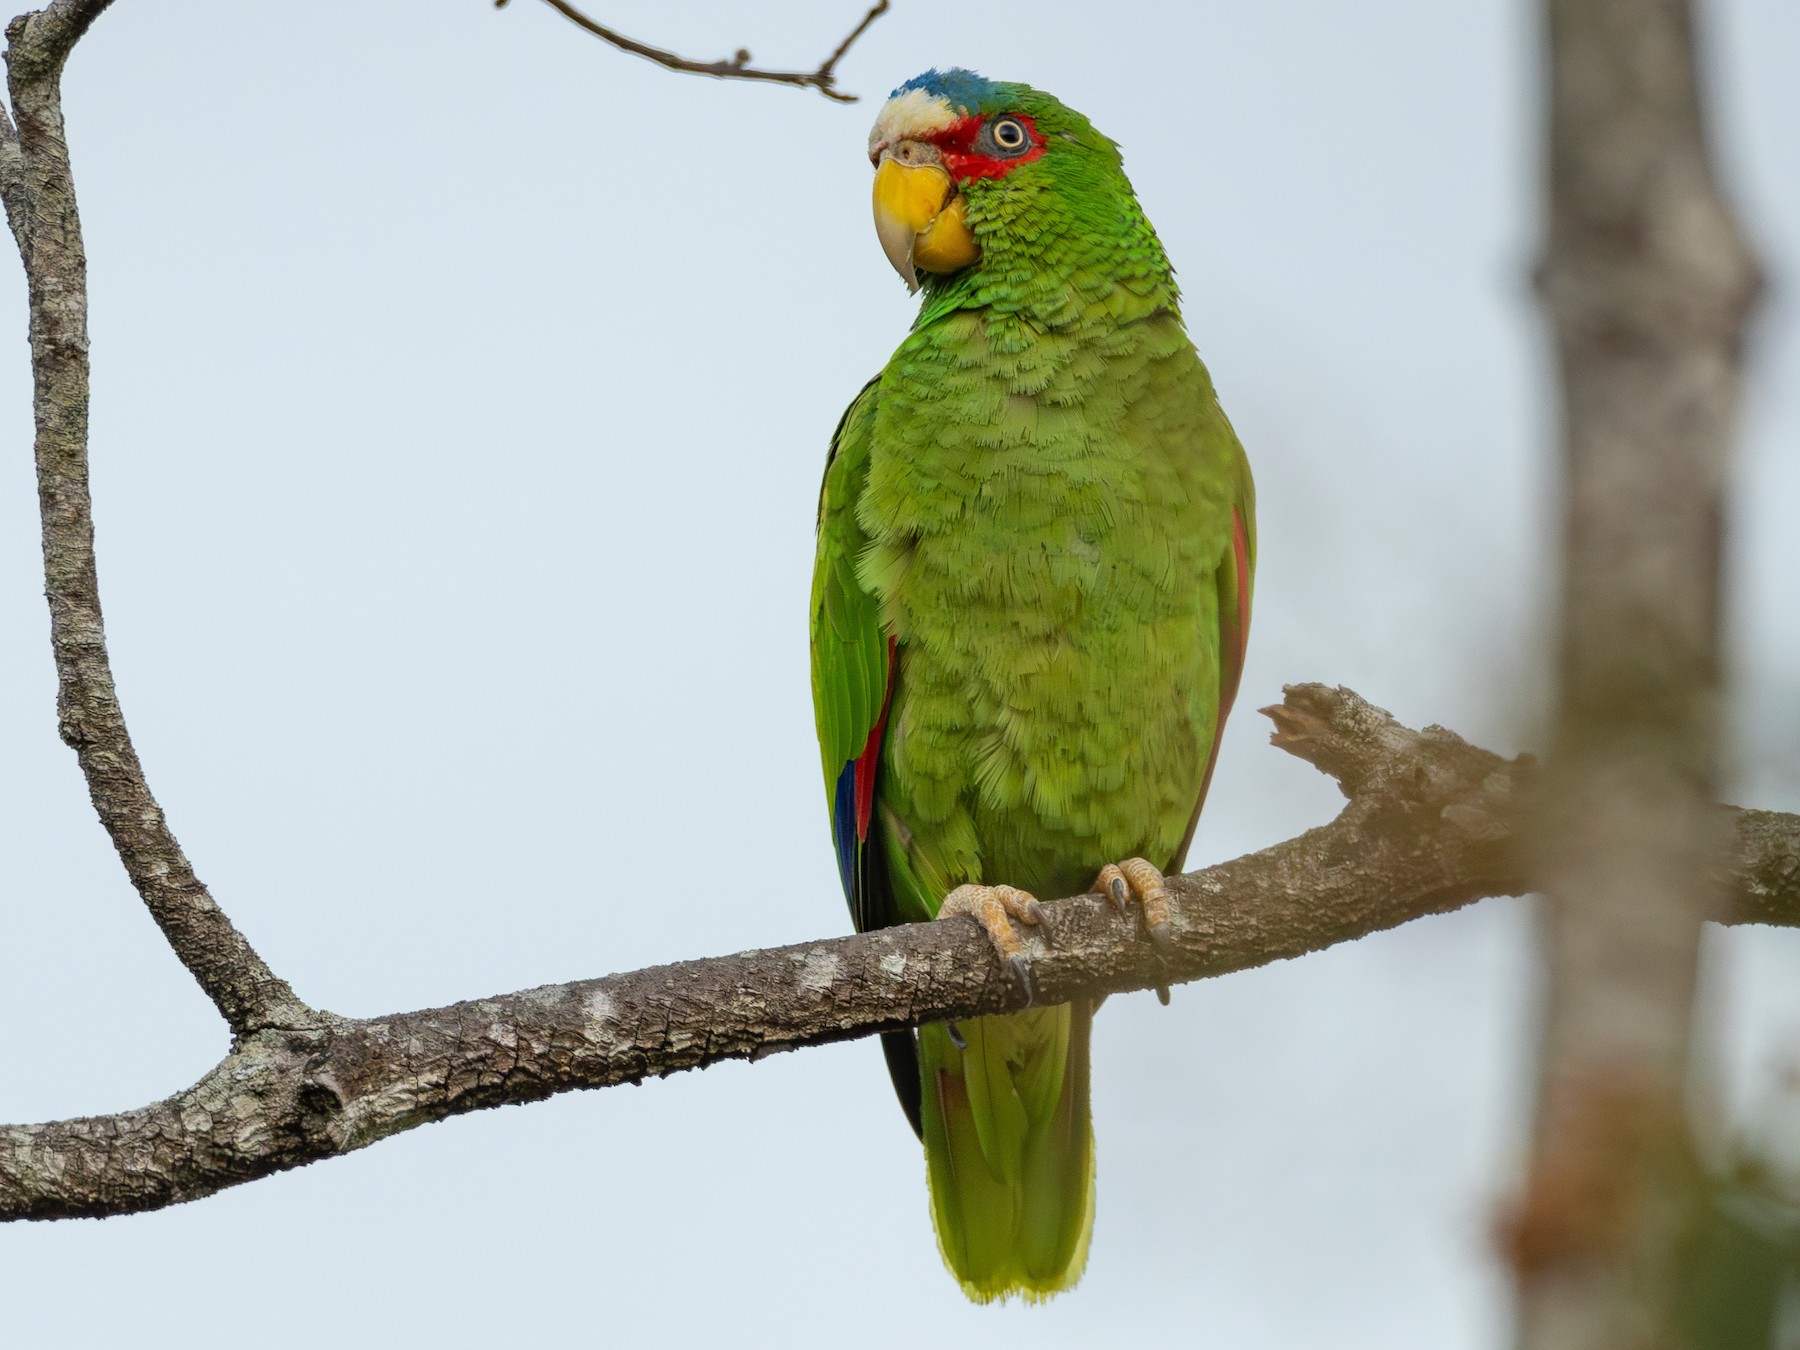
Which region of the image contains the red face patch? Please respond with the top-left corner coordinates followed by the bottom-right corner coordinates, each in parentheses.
top-left (930, 113), bottom-right (1046, 183)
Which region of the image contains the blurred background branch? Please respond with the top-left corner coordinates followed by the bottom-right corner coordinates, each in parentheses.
top-left (1509, 1), bottom-right (1766, 1347)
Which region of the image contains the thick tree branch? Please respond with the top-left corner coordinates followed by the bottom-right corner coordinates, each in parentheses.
top-left (4, 685), bottom-right (1797, 1224)
top-left (0, 1), bottom-right (310, 1037)
top-left (497, 0), bottom-right (889, 104)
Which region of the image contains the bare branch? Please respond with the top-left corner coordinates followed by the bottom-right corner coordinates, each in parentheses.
top-left (4, 685), bottom-right (1796, 1224)
top-left (497, 0), bottom-right (889, 104)
top-left (1510, 1), bottom-right (1764, 1345)
top-left (815, 0), bottom-right (888, 88)
top-left (0, 2), bottom-right (310, 1037)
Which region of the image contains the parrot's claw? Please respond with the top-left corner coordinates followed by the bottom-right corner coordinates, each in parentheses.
top-left (1093, 857), bottom-right (1174, 955)
top-left (1008, 954), bottom-right (1035, 1004)
top-left (939, 883), bottom-right (1044, 1005)
top-left (945, 1021), bottom-right (967, 1050)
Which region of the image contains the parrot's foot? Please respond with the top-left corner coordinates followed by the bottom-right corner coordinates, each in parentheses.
top-left (1093, 857), bottom-right (1175, 954)
top-left (938, 883), bottom-right (1048, 1005)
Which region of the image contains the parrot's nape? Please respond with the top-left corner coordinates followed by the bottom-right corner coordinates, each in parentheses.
top-left (808, 69), bottom-right (1255, 1303)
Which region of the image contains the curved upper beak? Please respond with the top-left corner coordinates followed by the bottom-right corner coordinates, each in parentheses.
top-left (872, 152), bottom-right (979, 292)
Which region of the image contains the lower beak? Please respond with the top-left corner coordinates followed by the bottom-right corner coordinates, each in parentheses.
top-left (872, 157), bottom-right (979, 292)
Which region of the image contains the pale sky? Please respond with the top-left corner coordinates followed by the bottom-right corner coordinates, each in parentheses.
top-left (2, 2), bottom-right (1797, 1346)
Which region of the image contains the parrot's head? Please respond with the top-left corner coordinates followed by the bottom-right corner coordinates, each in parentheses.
top-left (866, 69), bottom-right (1154, 299)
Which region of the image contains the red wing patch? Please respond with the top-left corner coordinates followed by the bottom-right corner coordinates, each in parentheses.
top-left (1223, 507), bottom-right (1251, 715)
top-left (852, 636), bottom-right (898, 842)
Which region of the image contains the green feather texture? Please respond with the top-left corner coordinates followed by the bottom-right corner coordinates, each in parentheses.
top-left (810, 73), bottom-right (1256, 1303)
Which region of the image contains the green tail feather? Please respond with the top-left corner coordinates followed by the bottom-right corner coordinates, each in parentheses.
top-left (918, 1000), bottom-right (1095, 1303)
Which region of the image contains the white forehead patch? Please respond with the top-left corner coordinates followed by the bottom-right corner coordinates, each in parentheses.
top-left (867, 88), bottom-right (957, 156)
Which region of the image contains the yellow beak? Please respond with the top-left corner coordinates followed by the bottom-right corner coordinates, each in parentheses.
top-left (872, 155), bottom-right (979, 292)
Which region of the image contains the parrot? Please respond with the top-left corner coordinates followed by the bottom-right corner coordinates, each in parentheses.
top-left (809, 69), bottom-right (1255, 1303)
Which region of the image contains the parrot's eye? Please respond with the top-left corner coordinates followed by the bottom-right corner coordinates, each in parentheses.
top-left (987, 116), bottom-right (1031, 156)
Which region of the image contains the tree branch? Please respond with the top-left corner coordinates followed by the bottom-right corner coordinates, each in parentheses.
top-left (1510, 2), bottom-right (1764, 1345)
top-left (0, 1), bottom-right (310, 1038)
top-left (497, 0), bottom-right (889, 104)
top-left (4, 684), bottom-right (1797, 1224)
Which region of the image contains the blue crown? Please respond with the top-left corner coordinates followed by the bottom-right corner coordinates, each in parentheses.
top-left (890, 68), bottom-right (999, 114)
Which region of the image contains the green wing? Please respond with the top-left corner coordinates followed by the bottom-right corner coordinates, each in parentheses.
top-left (810, 377), bottom-right (927, 1135)
top-left (809, 376), bottom-right (899, 935)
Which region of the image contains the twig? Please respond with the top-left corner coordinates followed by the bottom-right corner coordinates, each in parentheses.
top-left (817, 0), bottom-right (888, 86)
top-left (4, 685), bottom-right (1797, 1223)
top-left (0, 1), bottom-right (311, 1038)
top-left (497, 0), bottom-right (888, 104)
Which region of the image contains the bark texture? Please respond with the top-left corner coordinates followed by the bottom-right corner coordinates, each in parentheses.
top-left (5, 684), bottom-right (1798, 1223)
top-left (1512, 1), bottom-right (1764, 1346)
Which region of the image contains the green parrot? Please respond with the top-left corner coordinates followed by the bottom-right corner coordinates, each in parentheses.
top-left (809, 69), bottom-right (1255, 1303)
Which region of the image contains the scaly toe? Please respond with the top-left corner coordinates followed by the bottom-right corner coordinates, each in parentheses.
top-left (939, 883), bottom-right (1044, 1003)
top-left (1096, 865), bottom-right (1131, 911)
top-left (1092, 857), bottom-right (1175, 948)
